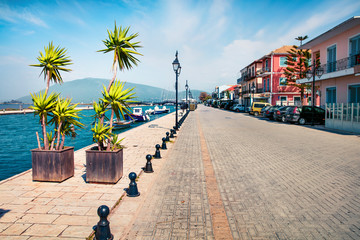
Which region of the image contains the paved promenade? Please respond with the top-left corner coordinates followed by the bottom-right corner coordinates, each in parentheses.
top-left (1, 105), bottom-right (360, 239)
top-left (121, 105), bottom-right (360, 239)
top-left (0, 112), bottom-right (177, 239)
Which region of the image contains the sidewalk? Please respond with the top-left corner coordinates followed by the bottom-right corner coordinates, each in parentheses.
top-left (0, 112), bottom-right (177, 239)
top-left (118, 110), bottom-right (215, 239)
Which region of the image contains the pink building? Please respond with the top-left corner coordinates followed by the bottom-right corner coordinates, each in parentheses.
top-left (258, 46), bottom-right (303, 106)
top-left (298, 16), bottom-right (360, 106)
top-left (238, 46), bottom-right (303, 107)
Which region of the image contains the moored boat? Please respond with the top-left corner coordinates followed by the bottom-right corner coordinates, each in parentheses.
top-left (105, 119), bottom-right (134, 130)
top-left (125, 108), bottom-right (150, 122)
top-left (153, 105), bottom-right (170, 114)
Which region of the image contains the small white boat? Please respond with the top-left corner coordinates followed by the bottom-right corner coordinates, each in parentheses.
top-left (145, 108), bottom-right (154, 115)
top-left (153, 105), bottom-right (170, 114)
top-left (105, 120), bottom-right (134, 130)
top-left (125, 108), bottom-right (150, 122)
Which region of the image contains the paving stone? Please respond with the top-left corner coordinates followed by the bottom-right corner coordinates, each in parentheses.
top-left (0, 223), bottom-right (32, 235)
top-left (16, 213), bottom-right (59, 224)
top-left (22, 224), bottom-right (67, 237)
top-left (198, 106), bottom-right (360, 239)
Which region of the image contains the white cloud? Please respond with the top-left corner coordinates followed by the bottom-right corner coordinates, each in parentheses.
top-left (280, 0), bottom-right (360, 45)
top-left (0, 3), bottom-right (48, 28)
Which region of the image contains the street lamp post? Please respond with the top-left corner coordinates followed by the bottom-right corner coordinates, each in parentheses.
top-left (172, 51), bottom-right (181, 129)
top-left (251, 83), bottom-right (256, 106)
top-left (185, 80), bottom-right (189, 111)
top-left (306, 62), bottom-right (324, 126)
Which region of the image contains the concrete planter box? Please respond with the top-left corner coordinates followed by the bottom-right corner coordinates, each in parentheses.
top-left (31, 147), bottom-right (74, 182)
top-left (86, 147), bottom-right (123, 184)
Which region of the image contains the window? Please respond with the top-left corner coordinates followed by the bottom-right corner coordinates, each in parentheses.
top-left (349, 84), bottom-right (360, 103)
top-left (280, 96), bottom-right (287, 104)
top-left (327, 45), bottom-right (337, 73)
top-left (326, 87), bottom-right (336, 104)
top-left (267, 78), bottom-right (270, 91)
top-left (279, 77), bottom-right (287, 86)
top-left (265, 59), bottom-right (269, 71)
top-left (279, 57), bottom-right (287, 67)
top-left (263, 80), bottom-right (266, 92)
top-left (294, 97), bottom-right (301, 105)
top-left (350, 34), bottom-right (360, 67)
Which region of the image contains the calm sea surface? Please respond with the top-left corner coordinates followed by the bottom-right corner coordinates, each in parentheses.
top-left (0, 105), bottom-right (175, 181)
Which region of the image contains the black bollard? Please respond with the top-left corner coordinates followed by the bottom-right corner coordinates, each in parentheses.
top-left (127, 172), bottom-right (140, 197)
top-left (154, 144), bottom-right (161, 159)
top-left (170, 130), bottom-right (174, 138)
top-left (165, 132), bottom-right (170, 141)
top-left (161, 137), bottom-right (167, 150)
top-left (93, 205), bottom-right (113, 240)
top-left (144, 154), bottom-right (154, 173)
top-left (173, 126), bottom-right (178, 132)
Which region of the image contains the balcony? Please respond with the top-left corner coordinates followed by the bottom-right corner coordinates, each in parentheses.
top-left (297, 54), bottom-right (360, 84)
top-left (257, 67), bottom-right (271, 77)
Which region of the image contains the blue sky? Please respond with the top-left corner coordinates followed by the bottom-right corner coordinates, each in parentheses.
top-left (0, 0), bottom-right (360, 101)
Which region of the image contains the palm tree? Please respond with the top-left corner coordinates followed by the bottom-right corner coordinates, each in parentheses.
top-left (30, 42), bottom-right (72, 95)
top-left (92, 122), bottom-right (112, 151)
top-left (101, 80), bottom-right (136, 150)
top-left (295, 35), bottom-right (308, 47)
top-left (98, 22), bottom-right (142, 91)
top-left (30, 91), bottom-right (59, 150)
top-left (49, 97), bottom-right (83, 150)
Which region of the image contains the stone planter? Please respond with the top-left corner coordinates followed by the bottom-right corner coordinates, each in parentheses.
top-left (86, 147), bottom-right (123, 184)
top-left (31, 147), bottom-right (74, 182)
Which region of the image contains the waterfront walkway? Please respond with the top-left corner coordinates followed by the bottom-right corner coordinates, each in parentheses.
top-left (0, 111), bottom-right (177, 239)
top-left (1, 105), bottom-right (360, 239)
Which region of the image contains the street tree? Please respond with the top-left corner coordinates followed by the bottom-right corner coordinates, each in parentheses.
top-left (98, 22), bottom-right (142, 91)
top-left (199, 92), bottom-right (210, 102)
top-left (283, 36), bottom-right (312, 104)
top-left (30, 42), bottom-right (72, 95)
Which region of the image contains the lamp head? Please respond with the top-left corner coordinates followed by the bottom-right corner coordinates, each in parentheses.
top-left (172, 51), bottom-right (180, 73)
top-left (306, 69), bottom-right (312, 80)
top-left (316, 67), bottom-right (324, 78)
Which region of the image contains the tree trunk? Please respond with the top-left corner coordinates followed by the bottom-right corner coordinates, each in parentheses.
top-left (106, 109), bottom-right (115, 151)
top-left (107, 56), bottom-right (118, 91)
top-left (59, 133), bottom-right (65, 150)
top-left (55, 122), bottom-right (63, 150)
top-left (300, 88), bottom-right (304, 105)
top-left (36, 132), bottom-right (41, 149)
top-left (45, 70), bottom-right (50, 96)
top-left (50, 137), bottom-right (56, 150)
top-left (42, 115), bottom-right (49, 150)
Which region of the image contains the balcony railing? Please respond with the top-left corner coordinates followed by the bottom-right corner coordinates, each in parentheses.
top-left (257, 67), bottom-right (271, 75)
top-left (323, 54), bottom-right (360, 74)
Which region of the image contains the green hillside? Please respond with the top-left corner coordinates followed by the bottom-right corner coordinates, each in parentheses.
top-left (17, 78), bottom-right (204, 103)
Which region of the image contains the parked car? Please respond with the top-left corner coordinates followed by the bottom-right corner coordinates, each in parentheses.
top-left (274, 106), bottom-right (293, 122)
top-left (260, 106), bottom-right (272, 116)
top-left (224, 102), bottom-right (235, 110)
top-left (219, 102), bottom-right (227, 109)
top-left (285, 106), bottom-right (325, 125)
top-left (250, 102), bottom-right (271, 116)
top-left (232, 104), bottom-right (245, 112)
top-left (264, 106), bottom-right (281, 119)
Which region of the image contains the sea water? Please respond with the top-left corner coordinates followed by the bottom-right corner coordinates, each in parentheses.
top-left (0, 105), bottom-right (175, 181)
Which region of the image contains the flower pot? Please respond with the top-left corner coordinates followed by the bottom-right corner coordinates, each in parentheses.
top-left (31, 147), bottom-right (74, 182)
top-left (86, 147), bottom-right (123, 184)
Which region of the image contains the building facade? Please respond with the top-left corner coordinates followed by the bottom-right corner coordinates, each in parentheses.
top-left (238, 46), bottom-right (303, 108)
top-left (298, 16), bottom-right (360, 107)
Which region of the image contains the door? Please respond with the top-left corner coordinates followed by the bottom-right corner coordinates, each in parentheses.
top-left (327, 45), bottom-right (336, 73)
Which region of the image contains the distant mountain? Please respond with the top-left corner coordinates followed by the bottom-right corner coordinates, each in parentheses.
top-left (16, 78), bottom-right (205, 103)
